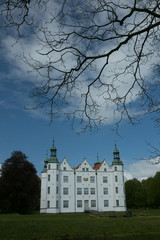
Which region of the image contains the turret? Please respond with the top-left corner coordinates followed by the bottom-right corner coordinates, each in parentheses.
top-left (42, 152), bottom-right (49, 173)
top-left (112, 144), bottom-right (123, 166)
top-left (94, 153), bottom-right (100, 168)
top-left (48, 137), bottom-right (59, 164)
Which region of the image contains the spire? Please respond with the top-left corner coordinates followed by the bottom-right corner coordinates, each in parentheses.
top-left (42, 150), bottom-right (49, 173)
top-left (94, 152), bottom-right (100, 168)
top-left (97, 153), bottom-right (99, 162)
top-left (112, 144), bottom-right (123, 166)
top-left (96, 152), bottom-right (100, 163)
top-left (48, 137), bottom-right (59, 163)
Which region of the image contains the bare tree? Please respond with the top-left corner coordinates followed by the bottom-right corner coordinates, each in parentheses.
top-left (1, 0), bottom-right (160, 131)
top-left (146, 142), bottom-right (160, 164)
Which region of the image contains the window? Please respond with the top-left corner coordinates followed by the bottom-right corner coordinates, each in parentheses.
top-left (104, 168), bottom-right (107, 172)
top-left (48, 164), bottom-right (50, 170)
top-left (115, 175), bottom-right (118, 182)
top-left (48, 187), bottom-right (50, 194)
top-left (48, 174), bottom-right (50, 181)
top-left (63, 188), bottom-right (68, 195)
top-left (77, 200), bottom-right (82, 208)
top-left (123, 175), bottom-right (124, 182)
top-left (84, 188), bottom-right (89, 195)
top-left (115, 167), bottom-right (117, 171)
top-left (90, 176), bottom-right (95, 183)
top-left (103, 176), bottom-right (108, 183)
top-left (63, 167), bottom-right (66, 171)
top-left (77, 176), bottom-right (81, 183)
top-left (115, 187), bottom-right (118, 194)
top-left (82, 168), bottom-right (85, 171)
top-left (116, 200), bottom-right (119, 207)
top-left (63, 200), bottom-right (69, 208)
top-left (90, 188), bottom-right (95, 195)
top-left (91, 200), bottom-right (96, 207)
top-left (103, 188), bottom-right (108, 195)
top-left (86, 168), bottom-right (89, 171)
top-left (57, 165), bottom-right (59, 170)
top-left (77, 188), bottom-right (82, 195)
top-left (56, 186), bottom-right (58, 194)
top-left (56, 174), bottom-right (59, 181)
top-left (56, 201), bottom-right (59, 208)
top-left (63, 176), bottom-right (68, 183)
top-left (104, 200), bottom-right (109, 207)
top-left (47, 201), bottom-right (50, 208)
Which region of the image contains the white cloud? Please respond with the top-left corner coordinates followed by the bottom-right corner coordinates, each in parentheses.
top-left (0, 0), bottom-right (160, 124)
top-left (125, 158), bottom-right (160, 181)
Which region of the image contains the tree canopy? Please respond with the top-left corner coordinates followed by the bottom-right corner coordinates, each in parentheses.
top-left (1, 0), bottom-right (160, 131)
top-left (125, 171), bottom-right (160, 209)
top-left (0, 151), bottom-right (40, 214)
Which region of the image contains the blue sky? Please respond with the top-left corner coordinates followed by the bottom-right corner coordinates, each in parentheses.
top-left (1, 1), bottom-right (160, 180)
top-left (1, 69), bottom-right (160, 180)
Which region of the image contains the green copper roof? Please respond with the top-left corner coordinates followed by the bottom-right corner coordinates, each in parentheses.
top-left (42, 166), bottom-right (47, 173)
top-left (113, 145), bottom-right (119, 153)
top-left (112, 159), bottom-right (123, 165)
top-left (95, 153), bottom-right (100, 164)
top-left (112, 144), bottom-right (123, 166)
top-left (42, 155), bottom-right (49, 173)
top-left (48, 156), bottom-right (58, 163)
top-left (48, 137), bottom-right (59, 163)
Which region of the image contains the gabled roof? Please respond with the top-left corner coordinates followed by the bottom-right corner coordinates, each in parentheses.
top-left (74, 164), bottom-right (80, 170)
top-left (93, 162), bottom-right (103, 170)
top-left (74, 158), bottom-right (93, 171)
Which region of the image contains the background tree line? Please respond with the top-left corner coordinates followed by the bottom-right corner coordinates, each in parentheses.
top-left (0, 151), bottom-right (40, 214)
top-left (125, 171), bottom-right (160, 209)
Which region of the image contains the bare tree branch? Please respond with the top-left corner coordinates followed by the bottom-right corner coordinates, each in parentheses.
top-left (1, 0), bottom-right (160, 132)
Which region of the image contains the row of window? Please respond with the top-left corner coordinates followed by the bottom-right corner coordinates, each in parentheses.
top-left (77, 187), bottom-right (109, 195)
top-left (48, 175), bottom-right (119, 183)
top-left (48, 187), bottom-right (119, 195)
top-left (47, 199), bottom-right (120, 209)
top-left (48, 164), bottom-right (119, 172)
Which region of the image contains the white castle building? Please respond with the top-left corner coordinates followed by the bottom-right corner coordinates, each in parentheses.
top-left (40, 139), bottom-right (126, 213)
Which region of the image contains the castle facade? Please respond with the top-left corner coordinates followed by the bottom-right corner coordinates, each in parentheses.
top-left (40, 139), bottom-right (126, 213)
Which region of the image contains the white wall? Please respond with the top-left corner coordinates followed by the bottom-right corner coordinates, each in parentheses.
top-left (40, 159), bottom-right (126, 213)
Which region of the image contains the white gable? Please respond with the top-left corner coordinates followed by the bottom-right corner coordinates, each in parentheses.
top-left (60, 158), bottom-right (73, 171)
top-left (97, 160), bottom-right (111, 171)
top-left (75, 158), bottom-right (94, 172)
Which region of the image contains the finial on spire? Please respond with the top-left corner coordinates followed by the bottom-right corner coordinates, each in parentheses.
top-left (53, 137), bottom-right (55, 146)
top-left (97, 152), bottom-right (99, 162)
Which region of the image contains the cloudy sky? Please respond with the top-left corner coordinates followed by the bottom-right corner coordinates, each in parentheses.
top-left (0, 0), bottom-right (160, 180)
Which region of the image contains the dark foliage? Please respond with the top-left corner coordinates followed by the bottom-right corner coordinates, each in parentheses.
top-left (0, 151), bottom-right (40, 214)
top-left (125, 171), bottom-right (160, 209)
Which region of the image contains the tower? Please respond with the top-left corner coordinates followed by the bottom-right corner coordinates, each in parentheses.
top-left (112, 144), bottom-right (123, 166)
top-left (40, 153), bottom-right (49, 213)
top-left (40, 138), bottom-right (60, 213)
top-left (112, 144), bottom-right (126, 211)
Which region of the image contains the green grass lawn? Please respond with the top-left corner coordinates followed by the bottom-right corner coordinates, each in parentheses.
top-left (0, 210), bottom-right (160, 240)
